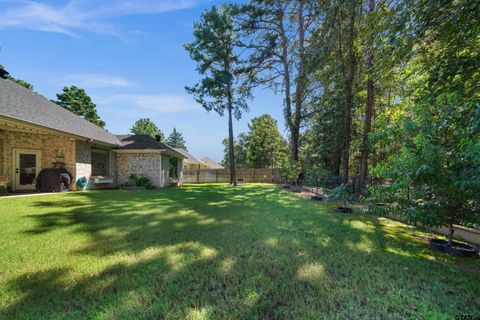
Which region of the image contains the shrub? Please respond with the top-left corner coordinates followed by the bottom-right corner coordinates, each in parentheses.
top-left (121, 174), bottom-right (153, 189)
top-left (328, 184), bottom-right (354, 205)
top-left (371, 95), bottom-right (480, 245)
top-left (281, 159), bottom-right (302, 185)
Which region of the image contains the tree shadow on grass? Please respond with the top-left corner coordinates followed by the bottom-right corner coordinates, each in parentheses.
top-left (2, 184), bottom-right (480, 319)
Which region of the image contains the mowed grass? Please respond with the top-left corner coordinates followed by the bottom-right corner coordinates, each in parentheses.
top-left (0, 184), bottom-right (479, 319)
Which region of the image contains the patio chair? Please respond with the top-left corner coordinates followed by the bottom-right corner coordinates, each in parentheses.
top-left (0, 176), bottom-right (9, 196)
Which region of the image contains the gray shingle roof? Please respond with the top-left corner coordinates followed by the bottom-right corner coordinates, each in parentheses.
top-left (116, 135), bottom-right (185, 158)
top-left (173, 148), bottom-right (203, 165)
top-left (0, 78), bottom-right (120, 146)
top-left (201, 157), bottom-right (225, 169)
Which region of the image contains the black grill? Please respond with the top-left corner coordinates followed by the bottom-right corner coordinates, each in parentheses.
top-left (35, 168), bottom-right (72, 192)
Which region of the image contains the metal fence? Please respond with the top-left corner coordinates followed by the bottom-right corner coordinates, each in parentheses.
top-left (182, 169), bottom-right (383, 193)
top-left (182, 168), bottom-right (284, 184)
top-left (306, 176), bottom-right (384, 194)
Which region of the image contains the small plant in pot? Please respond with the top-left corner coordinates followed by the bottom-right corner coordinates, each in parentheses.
top-left (328, 184), bottom-right (354, 213)
top-left (371, 94), bottom-right (480, 257)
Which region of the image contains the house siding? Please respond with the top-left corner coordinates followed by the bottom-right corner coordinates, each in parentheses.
top-left (161, 155), bottom-right (169, 187)
top-left (0, 130), bottom-right (76, 189)
top-left (0, 136), bottom-right (4, 175)
top-left (177, 158), bottom-right (183, 185)
top-left (75, 141), bottom-right (92, 190)
top-left (116, 152), bottom-right (162, 188)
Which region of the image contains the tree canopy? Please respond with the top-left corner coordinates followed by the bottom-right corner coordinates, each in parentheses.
top-left (55, 86), bottom-right (106, 128)
top-left (221, 115), bottom-right (288, 169)
top-left (166, 128), bottom-right (187, 150)
top-left (185, 4), bottom-right (251, 185)
top-left (0, 64), bottom-right (34, 90)
top-left (130, 118), bottom-right (164, 141)
top-left (190, 0), bottom-right (480, 243)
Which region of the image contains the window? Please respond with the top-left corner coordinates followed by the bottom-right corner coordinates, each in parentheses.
top-left (91, 148), bottom-right (109, 176)
top-left (169, 157), bottom-right (178, 179)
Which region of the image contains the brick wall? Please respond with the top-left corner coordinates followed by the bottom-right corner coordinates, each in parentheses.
top-left (0, 134), bottom-right (4, 175)
top-left (116, 152), bottom-right (162, 188)
top-left (1, 130), bottom-right (76, 189)
top-left (75, 140), bottom-right (91, 190)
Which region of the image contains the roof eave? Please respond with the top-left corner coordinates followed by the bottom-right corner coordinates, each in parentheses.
top-left (0, 115), bottom-right (120, 147)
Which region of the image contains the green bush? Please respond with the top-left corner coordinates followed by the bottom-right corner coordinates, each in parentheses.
top-left (370, 95), bottom-right (480, 245)
top-left (328, 184), bottom-right (354, 205)
top-left (120, 174), bottom-right (153, 189)
top-left (281, 159), bottom-right (302, 185)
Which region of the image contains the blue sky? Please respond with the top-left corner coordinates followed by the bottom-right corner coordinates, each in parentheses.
top-left (0, 0), bottom-right (284, 162)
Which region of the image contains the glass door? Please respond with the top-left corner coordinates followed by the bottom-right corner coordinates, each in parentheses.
top-left (14, 149), bottom-right (41, 191)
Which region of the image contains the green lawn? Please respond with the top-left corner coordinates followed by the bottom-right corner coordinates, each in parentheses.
top-left (0, 184), bottom-right (479, 319)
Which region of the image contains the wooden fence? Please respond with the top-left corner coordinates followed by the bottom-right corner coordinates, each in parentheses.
top-left (182, 168), bottom-right (284, 184)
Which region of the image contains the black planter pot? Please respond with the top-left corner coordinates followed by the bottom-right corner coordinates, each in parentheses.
top-left (336, 206), bottom-right (353, 213)
top-left (311, 196), bottom-right (323, 201)
top-left (429, 238), bottom-right (479, 258)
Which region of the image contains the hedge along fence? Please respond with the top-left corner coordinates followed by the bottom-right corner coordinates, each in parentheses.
top-left (307, 176), bottom-right (385, 195)
top-left (182, 168), bottom-right (285, 184)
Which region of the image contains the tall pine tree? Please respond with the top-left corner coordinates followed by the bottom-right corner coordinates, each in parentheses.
top-left (167, 128), bottom-right (187, 149)
top-left (185, 5), bottom-right (251, 186)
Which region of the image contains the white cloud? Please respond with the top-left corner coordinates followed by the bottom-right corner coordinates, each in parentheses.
top-left (97, 93), bottom-right (196, 113)
top-left (0, 0), bottom-right (202, 36)
top-left (64, 73), bottom-right (136, 88)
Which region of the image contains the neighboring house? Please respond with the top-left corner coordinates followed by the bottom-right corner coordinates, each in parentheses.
top-left (0, 77), bottom-right (185, 191)
top-left (201, 157), bottom-right (225, 169)
top-left (174, 148), bottom-right (208, 170)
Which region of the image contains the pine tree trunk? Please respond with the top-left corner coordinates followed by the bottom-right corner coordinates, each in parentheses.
top-left (292, 0), bottom-right (305, 166)
top-left (227, 103), bottom-right (237, 186)
top-left (342, 2), bottom-right (357, 184)
top-left (279, 14), bottom-right (296, 165)
top-left (358, 0), bottom-right (375, 193)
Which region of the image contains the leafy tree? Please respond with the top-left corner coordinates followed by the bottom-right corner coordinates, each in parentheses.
top-left (372, 95), bottom-right (480, 245)
top-left (0, 64), bottom-right (34, 90)
top-left (302, 0), bottom-right (404, 187)
top-left (238, 1), bottom-right (320, 165)
top-left (221, 115), bottom-right (288, 169)
top-left (221, 133), bottom-right (248, 169)
top-left (370, 0), bottom-right (480, 245)
top-left (246, 115), bottom-right (288, 168)
top-left (12, 79), bottom-right (34, 90)
top-left (55, 86), bottom-right (105, 128)
top-left (130, 118), bottom-right (164, 141)
top-left (185, 5), bottom-right (251, 186)
top-left (167, 128), bottom-right (187, 149)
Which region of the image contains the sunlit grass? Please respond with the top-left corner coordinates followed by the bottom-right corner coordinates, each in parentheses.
top-left (0, 183), bottom-right (478, 319)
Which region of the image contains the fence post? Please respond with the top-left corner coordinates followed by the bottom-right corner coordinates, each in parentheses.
top-left (215, 170), bottom-right (218, 183)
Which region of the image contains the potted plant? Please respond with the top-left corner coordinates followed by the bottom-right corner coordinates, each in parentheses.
top-left (371, 95), bottom-right (480, 257)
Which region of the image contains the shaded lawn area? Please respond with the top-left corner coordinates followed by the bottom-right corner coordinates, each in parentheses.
top-left (0, 184), bottom-right (479, 319)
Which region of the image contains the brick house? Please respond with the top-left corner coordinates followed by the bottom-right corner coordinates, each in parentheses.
top-left (0, 77), bottom-right (185, 191)
top-left (173, 148), bottom-right (208, 170)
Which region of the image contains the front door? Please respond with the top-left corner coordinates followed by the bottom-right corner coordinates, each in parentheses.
top-left (13, 149), bottom-right (42, 191)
